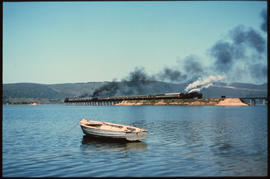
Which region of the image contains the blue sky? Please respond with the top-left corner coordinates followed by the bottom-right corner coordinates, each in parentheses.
top-left (3, 1), bottom-right (267, 84)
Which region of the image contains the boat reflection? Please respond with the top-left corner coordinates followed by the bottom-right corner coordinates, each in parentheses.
top-left (80, 135), bottom-right (147, 153)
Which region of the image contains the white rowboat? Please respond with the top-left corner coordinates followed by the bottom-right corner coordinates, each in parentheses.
top-left (79, 118), bottom-right (148, 141)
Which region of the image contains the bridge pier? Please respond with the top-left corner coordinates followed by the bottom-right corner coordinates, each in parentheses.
top-left (249, 99), bottom-right (256, 106)
top-left (262, 99), bottom-right (267, 105)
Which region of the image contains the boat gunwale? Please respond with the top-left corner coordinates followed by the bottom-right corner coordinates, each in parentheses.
top-left (80, 124), bottom-right (127, 134)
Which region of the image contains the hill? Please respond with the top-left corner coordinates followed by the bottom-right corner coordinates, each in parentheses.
top-left (2, 81), bottom-right (267, 104)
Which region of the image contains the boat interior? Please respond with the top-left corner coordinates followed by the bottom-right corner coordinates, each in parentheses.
top-left (83, 120), bottom-right (139, 132)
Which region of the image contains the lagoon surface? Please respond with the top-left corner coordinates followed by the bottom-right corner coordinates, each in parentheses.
top-left (2, 105), bottom-right (267, 177)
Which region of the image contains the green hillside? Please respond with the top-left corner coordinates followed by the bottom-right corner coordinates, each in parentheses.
top-left (3, 83), bottom-right (67, 104)
top-left (2, 81), bottom-right (267, 104)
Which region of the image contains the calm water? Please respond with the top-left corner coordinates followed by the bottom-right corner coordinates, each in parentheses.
top-left (2, 105), bottom-right (268, 177)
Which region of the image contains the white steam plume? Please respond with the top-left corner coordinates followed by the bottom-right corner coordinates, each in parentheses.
top-left (185, 75), bottom-right (226, 93)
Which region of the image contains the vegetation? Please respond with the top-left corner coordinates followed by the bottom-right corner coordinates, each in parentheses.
top-left (122, 98), bottom-right (225, 105)
top-left (3, 82), bottom-right (267, 104)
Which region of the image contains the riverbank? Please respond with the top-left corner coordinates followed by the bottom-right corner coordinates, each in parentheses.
top-left (115, 98), bottom-right (249, 106)
top-left (216, 98), bottom-right (248, 106)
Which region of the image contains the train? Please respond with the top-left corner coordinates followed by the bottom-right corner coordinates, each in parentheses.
top-left (153, 92), bottom-right (202, 99)
top-left (64, 92), bottom-right (202, 103)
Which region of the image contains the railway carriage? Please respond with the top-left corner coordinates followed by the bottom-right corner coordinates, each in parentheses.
top-left (65, 92), bottom-right (203, 103)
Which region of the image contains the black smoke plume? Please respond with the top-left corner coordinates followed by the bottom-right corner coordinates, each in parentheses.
top-left (158, 67), bottom-right (187, 82)
top-left (183, 55), bottom-right (205, 81)
top-left (249, 63), bottom-right (267, 81)
top-left (260, 9), bottom-right (267, 33)
top-left (92, 81), bottom-right (120, 97)
top-left (210, 41), bottom-right (235, 72)
top-left (210, 25), bottom-right (266, 76)
top-left (91, 67), bottom-right (157, 97)
top-left (91, 66), bottom-right (189, 97)
top-left (123, 67), bottom-right (155, 85)
top-left (121, 67), bottom-right (156, 95)
top-left (230, 25), bottom-right (265, 53)
top-left (91, 10), bottom-right (267, 97)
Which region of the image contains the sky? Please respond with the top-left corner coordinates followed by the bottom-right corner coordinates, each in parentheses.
top-left (3, 1), bottom-right (267, 85)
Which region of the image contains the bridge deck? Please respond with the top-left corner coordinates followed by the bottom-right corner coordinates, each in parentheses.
top-left (65, 96), bottom-right (267, 103)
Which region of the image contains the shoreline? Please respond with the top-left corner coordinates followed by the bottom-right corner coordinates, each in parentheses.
top-left (3, 98), bottom-right (250, 106)
top-left (115, 98), bottom-right (249, 106)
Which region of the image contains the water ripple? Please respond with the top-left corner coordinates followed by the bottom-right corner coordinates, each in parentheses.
top-left (2, 105), bottom-right (267, 177)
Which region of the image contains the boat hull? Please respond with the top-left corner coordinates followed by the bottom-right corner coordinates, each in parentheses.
top-left (80, 120), bottom-right (148, 141)
top-left (81, 125), bottom-right (127, 139)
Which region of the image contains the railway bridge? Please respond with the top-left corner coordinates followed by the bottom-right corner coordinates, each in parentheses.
top-left (64, 95), bottom-right (268, 106)
top-left (64, 95), bottom-right (185, 106)
top-left (239, 97), bottom-right (268, 106)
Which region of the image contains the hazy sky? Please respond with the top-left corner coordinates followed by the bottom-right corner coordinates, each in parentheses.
top-left (3, 1), bottom-right (267, 84)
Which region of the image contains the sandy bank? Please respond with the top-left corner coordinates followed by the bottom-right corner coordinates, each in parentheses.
top-left (115, 100), bottom-right (144, 106)
top-left (216, 98), bottom-right (248, 106)
top-left (115, 98), bottom-right (248, 106)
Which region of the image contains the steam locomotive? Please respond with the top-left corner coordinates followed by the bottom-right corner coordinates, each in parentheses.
top-left (153, 92), bottom-right (202, 99)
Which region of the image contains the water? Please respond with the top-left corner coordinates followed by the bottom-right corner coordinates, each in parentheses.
top-left (2, 105), bottom-right (267, 177)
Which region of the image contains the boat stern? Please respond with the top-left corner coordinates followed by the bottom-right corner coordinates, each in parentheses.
top-left (125, 131), bottom-right (148, 141)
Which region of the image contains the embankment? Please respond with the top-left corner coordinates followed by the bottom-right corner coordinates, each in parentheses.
top-left (215, 98), bottom-right (248, 106)
top-left (115, 98), bottom-right (248, 106)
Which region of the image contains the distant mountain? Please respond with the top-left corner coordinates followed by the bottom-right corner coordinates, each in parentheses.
top-left (3, 83), bottom-right (66, 104)
top-left (2, 81), bottom-right (267, 104)
top-left (47, 82), bottom-right (107, 97)
top-left (202, 82), bottom-right (267, 98)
